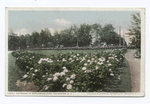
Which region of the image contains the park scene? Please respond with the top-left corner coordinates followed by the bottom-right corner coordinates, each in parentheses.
top-left (7, 10), bottom-right (141, 92)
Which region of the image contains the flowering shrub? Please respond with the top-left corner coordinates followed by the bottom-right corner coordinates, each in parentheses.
top-left (12, 49), bottom-right (125, 92)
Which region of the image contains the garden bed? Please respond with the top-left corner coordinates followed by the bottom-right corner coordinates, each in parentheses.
top-left (9, 49), bottom-right (131, 92)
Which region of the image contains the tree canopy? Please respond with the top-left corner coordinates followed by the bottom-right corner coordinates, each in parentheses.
top-left (127, 13), bottom-right (141, 48)
top-left (8, 23), bottom-right (126, 50)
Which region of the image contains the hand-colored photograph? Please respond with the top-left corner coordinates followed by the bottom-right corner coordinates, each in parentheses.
top-left (5, 8), bottom-right (145, 96)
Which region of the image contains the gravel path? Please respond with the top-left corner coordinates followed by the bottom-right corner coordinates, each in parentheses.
top-left (125, 50), bottom-right (141, 92)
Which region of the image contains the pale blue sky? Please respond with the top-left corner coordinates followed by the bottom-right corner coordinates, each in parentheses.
top-left (8, 10), bottom-right (140, 35)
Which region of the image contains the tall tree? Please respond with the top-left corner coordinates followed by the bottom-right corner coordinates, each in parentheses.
top-left (91, 23), bottom-right (102, 46)
top-left (78, 24), bottom-right (92, 46)
top-left (32, 30), bottom-right (40, 47)
top-left (127, 13), bottom-right (141, 48)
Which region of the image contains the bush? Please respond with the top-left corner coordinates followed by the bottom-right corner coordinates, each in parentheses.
top-left (12, 49), bottom-right (126, 92)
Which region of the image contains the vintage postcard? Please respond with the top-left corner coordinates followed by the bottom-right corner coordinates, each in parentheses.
top-left (5, 7), bottom-right (145, 96)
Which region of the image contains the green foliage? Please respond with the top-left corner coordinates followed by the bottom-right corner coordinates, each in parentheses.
top-left (8, 35), bottom-right (20, 50)
top-left (127, 13), bottom-right (141, 48)
top-left (8, 23), bottom-right (127, 50)
top-left (12, 49), bottom-right (126, 92)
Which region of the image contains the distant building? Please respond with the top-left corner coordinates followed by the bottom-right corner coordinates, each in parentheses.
top-left (60, 45), bottom-right (64, 48)
top-left (100, 42), bottom-right (107, 46)
top-left (124, 35), bottom-right (133, 45)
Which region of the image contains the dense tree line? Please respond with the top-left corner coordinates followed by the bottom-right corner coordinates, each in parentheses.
top-left (8, 23), bottom-right (126, 50)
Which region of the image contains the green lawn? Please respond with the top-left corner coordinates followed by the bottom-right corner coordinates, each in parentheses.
top-left (27, 49), bottom-right (111, 55)
top-left (8, 49), bottom-right (131, 92)
top-left (8, 53), bottom-right (25, 91)
top-left (103, 58), bottom-right (131, 92)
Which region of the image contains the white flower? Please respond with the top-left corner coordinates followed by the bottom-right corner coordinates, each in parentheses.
top-left (70, 74), bottom-right (76, 79)
top-left (91, 58), bottom-right (95, 61)
top-left (63, 66), bottom-right (66, 70)
top-left (38, 60), bottom-right (42, 64)
top-left (23, 74), bottom-right (28, 79)
top-left (118, 75), bottom-right (120, 80)
top-left (60, 72), bottom-right (65, 76)
top-left (46, 78), bottom-right (52, 81)
top-left (82, 67), bottom-right (87, 70)
top-left (66, 77), bottom-right (70, 81)
top-left (87, 60), bottom-right (90, 62)
top-left (76, 58), bottom-right (79, 61)
top-left (85, 55), bottom-right (87, 57)
top-left (42, 75), bottom-right (45, 77)
top-left (95, 66), bottom-right (99, 70)
top-left (77, 53), bottom-right (79, 56)
top-left (74, 55), bottom-right (76, 58)
top-left (69, 80), bottom-right (74, 84)
top-left (97, 62), bottom-right (103, 65)
top-left (71, 60), bottom-right (74, 62)
top-left (49, 60), bottom-right (53, 63)
top-left (115, 58), bottom-right (119, 61)
top-left (109, 69), bottom-right (112, 72)
top-left (86, 70), bottom-right (92, 73)
top-left (62, 58), bottom-right (66, 62)
top-left (34, 69), bottom-right (38, 72)
top-left (84, 63), bottom-right (88, 66)
top-left (63, 69), bottom-right (69, 73)
top-left (110, 73), bottom-right (114, 76)
top-left (26, 66), bottom-right (29, 68)
top-left (57, 60), bottom-right (59, 62)
top-left (90, 62), bottom-right (92, 65)
top-left (53, 76), bottom-right (58, 82)
top-left (108, 63), bottom-right (112, 66)
top-left (30, 68), bottom-right (33, 70)
top-left (32, 73), bottom-right (35, 76)
top-left (53, 72), bottom-right (60, 77)
top-left (69, 58), bottom-right (72, 60)
top-left (107, 60), bottom-right (109, 63)
top-left (67, 84), bottom-right (72, 90)
top-left (99, 57), bottom-right (106, 62)
top-left (27, 72), bottom-right (29, 74)
top-left (45, 85), bottom-right (49, 90)
top-left (62, 84), bottom-right (67, 88)
top-left (46, 72), bottom-right (48, 75)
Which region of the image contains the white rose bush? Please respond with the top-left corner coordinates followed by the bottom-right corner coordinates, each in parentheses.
top-left (12, 49), bottom-right (126, 92)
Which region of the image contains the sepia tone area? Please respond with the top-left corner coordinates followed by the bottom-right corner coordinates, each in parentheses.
top-left (7, 10), bottom-right (141, 93)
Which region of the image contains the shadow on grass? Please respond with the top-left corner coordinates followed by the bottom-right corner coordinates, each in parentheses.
top-left (103, 58), bottom-right (131, 92)
top-left (8, 53), bottom-right (25, 91)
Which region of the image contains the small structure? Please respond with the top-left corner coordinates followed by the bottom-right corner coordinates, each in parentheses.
top-left (100, 42), bottom-right (107, 46)
top-left (60, 45), bottom-right (64, 48)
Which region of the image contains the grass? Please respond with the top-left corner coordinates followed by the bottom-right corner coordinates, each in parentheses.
top-left (8, 49), bottom-right (131, 92)
top-left (119, 58), bottom-right (131, 92)
top-left (8, 53), bottom-right (25, 91)
top-left (102, 58), bottom-right (131, 92)
top-left (27, 49), bottom-right (111, 55)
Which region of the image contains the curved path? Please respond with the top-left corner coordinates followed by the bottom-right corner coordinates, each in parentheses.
top-left (124, 50), bottom-right (141, 92)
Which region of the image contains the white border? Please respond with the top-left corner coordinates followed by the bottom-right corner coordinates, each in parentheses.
top-left (5, 7), bottom-right (145, 97)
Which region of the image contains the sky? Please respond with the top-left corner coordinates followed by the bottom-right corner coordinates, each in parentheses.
top-left (8, 10), bottom-right (140, 38)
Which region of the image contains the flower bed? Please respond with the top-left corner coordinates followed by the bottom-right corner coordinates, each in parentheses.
top-left (12, 49), bottom-right (125, 92)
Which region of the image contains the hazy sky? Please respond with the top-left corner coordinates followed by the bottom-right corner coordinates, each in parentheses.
top-left (8, 10), bottom-right (140, 36)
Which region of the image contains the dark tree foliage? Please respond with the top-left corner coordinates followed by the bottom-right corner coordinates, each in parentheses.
top-left (8, 35), bottom-right (20, 50)
top-left (8, 23), bottom-right (127, 50)
top-left (78, 24), bottom-right (92, 46)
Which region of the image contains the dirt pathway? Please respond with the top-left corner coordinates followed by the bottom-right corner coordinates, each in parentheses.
top-left (125, 50), bottom-right (141, 92)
